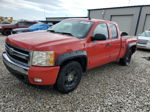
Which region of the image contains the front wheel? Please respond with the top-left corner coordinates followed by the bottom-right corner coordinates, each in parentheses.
top-left (119, 49), bottom-right (133, 66)
top-left (3, 29), bottom-right (12, 36)
top-left (55, 61), bottom-right (82, 94)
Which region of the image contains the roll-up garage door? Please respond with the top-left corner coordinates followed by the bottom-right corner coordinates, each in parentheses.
top-left (111, 15), bottom-right (133, 34)
top-left (144, 14), bottom-right (150, 31)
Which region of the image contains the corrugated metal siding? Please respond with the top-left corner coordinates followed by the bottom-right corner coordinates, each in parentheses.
top-left (111, 15), bottom-right (133, 34)
top-left (89, 5), bottom-right (150, 35)
top-left (144, 14), bottom-right (150, 31)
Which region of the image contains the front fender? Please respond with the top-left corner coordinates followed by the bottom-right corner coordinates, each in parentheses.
top-left (55, 51), bottom-right (87, 66)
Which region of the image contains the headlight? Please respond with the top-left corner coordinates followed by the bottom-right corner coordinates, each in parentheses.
top-left (0, 26), bottom-right (2, 29)
top-left (32, 51), bottom-right (55, 66)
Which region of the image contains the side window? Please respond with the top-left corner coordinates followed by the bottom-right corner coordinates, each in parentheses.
top-left (26, 22), bottom-right (34, 26)
top-left (18, 22), bottom-right (26, 26)
top-left (110, 24), bottom-right (118, 39)
top-left (92, 23), bottom-right (109, 39)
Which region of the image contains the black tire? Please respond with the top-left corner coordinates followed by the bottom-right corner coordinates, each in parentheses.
top-left (2, 32), bottom-right (5, 35)
top-left (119, 49), bottom-right (133, 66)
top-left (55, 61), bottom-right (82, 94)
top-left (3, 29), bottom-right (12, 36)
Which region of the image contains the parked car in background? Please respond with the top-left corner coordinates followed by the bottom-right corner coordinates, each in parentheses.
top-left (137, 31), bottom-right (150, 50)
top-left (0, 21), bottom-right (37, 36)
top-left (12, 23), bottom-right (51, 34)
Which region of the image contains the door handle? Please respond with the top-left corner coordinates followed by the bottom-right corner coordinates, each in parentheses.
top-left (105, 43), bottom-right (111, 47)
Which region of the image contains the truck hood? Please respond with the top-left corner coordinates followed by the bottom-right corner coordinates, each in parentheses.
top-left (6, 31), bottom-right (80, 50)
top-left (138, 36), bottom-right (150, 41)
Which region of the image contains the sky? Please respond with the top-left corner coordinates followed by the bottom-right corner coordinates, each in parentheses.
top-left (0, 0), bottom-right (150, 20)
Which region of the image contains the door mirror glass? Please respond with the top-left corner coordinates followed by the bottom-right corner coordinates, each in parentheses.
top-left (121, 32), bottom-right (128, 36)
top-left (92, 34), bottom-right (107, 41)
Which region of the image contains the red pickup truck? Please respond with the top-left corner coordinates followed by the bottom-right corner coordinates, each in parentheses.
top-left (0, 21), bottom-right (36, 36)
top-left (2, 19), bottom-right (137, 93)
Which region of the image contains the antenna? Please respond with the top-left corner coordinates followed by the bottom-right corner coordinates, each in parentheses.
top-left (43, 7), bottom-right (46, 20)
top-left (102, 10), bottom-right (105, 19)
top-left (128, 0), bottom-right (131, 5)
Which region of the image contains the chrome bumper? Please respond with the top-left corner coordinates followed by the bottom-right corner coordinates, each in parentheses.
top-left (2, 53), bottom-right (29, 75)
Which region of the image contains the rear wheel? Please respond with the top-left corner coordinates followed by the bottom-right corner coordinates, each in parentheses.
top-left (55, 61), bottom-right (82, 94)
top-left (119, 49), bottom-right (133, 66)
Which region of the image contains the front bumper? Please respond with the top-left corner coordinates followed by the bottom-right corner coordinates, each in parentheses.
top-left (2, 52), bottom-right (60, 85)
top-left (137, 43), bottom-right (150, 50)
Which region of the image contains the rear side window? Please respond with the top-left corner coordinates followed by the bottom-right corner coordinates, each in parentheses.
top-left (92, 23), bottom-right (109, 39)
top-left (18, 22), bottom-right (26, 26)
top-left (110, 24), bottom-right (118, 39)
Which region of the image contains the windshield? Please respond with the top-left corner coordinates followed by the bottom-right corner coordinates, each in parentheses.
top-left (48, 20), bottom-right (93, 38)
top-left (139, 31), bottom-right (150, 37)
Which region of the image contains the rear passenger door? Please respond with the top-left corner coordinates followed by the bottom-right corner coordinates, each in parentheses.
top-left (109, 23), bottom-right (121, 61)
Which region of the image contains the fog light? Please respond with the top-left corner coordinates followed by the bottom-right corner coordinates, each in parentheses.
top-left (34, 78), bottom-right (42, 83)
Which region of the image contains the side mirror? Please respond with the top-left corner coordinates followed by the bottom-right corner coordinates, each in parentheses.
top-left (92, 34), bottom-right (107, 41)
top-left (121, 32), bottom-right (128, 36)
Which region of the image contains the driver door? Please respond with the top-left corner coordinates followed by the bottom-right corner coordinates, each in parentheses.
top-left (87, 23), bottom-right (111, 69)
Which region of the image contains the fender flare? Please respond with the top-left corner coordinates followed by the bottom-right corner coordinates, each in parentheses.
top-left (55, 51), bottom-right (88, 66)
top-left (126, 42), bottom-right (137, 55)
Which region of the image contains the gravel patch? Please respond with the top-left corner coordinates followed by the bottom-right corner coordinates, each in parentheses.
top-left (0, 34), bottom-right (150, 112)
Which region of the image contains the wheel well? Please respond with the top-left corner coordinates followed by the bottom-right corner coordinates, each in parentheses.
top-left (130, 45), bottom-right (137, 53)
top-left (60, 57), bottom-right (87, 72)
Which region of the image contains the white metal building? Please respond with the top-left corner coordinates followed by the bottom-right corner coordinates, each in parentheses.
top-left (88, 5), bottom-right (150, 35)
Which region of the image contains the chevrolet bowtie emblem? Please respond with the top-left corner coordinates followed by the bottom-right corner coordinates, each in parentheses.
top-left (9, 48), bottom-right (14, 55)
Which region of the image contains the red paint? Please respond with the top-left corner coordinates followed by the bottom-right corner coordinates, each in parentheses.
top-left (28, 66), bottom-right (60, 85)
top-left (0, 21), bottom-right (36, 33)
top-left (6, 19), bottom-right (137, 85)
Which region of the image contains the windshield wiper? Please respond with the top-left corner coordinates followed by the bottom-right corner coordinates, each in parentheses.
top-left (47, 30), bottom-right (74, 37)
top-left (57, 32), bottom-right (74, 36)
top-left (47, 30), bottom-right (56, 33)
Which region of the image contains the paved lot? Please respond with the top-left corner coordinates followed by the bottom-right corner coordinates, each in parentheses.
top-left (0, 34), bottom-right (150, 112)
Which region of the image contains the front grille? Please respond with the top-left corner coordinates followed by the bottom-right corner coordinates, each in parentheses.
top-left (5, 42), bottom-right (31, 66)
top-left (138, 39), bottom-right (148, 44)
